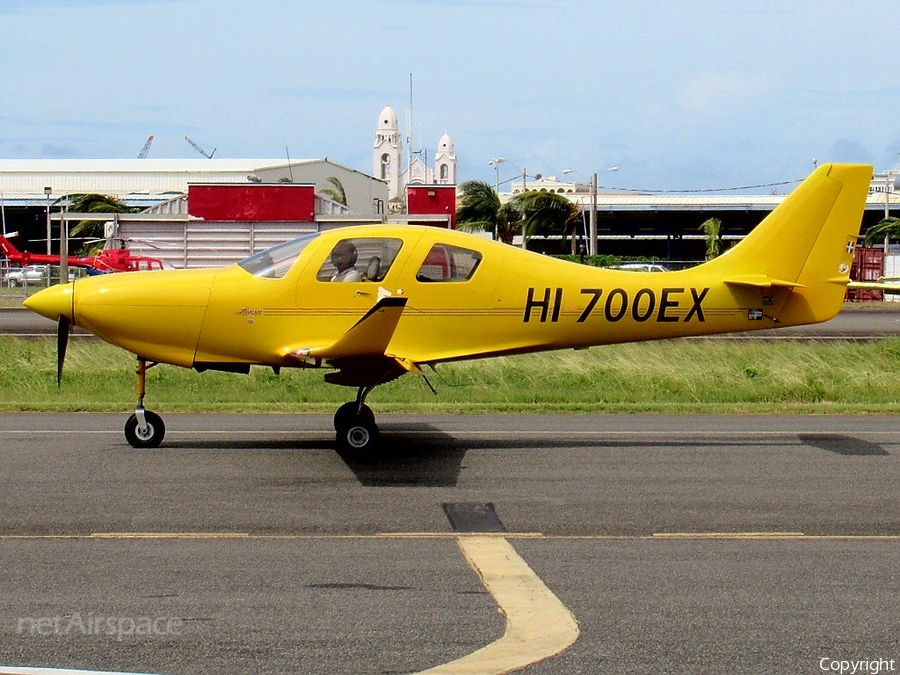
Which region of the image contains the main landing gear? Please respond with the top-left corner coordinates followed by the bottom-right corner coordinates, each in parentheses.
top-left (124, 358), bottom-right (166, 448)
top-left (334, 385), bottom-right (379, 454)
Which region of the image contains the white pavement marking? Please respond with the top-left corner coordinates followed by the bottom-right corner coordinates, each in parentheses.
top-left (414, 535), bottom-right (580, 675)
top-left (0, 668), bottom-right (160, 675)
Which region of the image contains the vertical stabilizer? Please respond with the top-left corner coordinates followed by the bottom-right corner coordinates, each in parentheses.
top-left (705, 163), bottom-right (871, 325)
top-left (0, 232), bottom-right (23, 262)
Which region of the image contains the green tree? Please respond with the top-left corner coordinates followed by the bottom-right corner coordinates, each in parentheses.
top-left (699, 217), bottom-right (723, 260)
top-left (457, 180), bottom-right (521, 245)
top-left (511, 190), bottom-right (582, 244)
top-left (320, 176), bottom-right (348, 206)
top-left (67, 193), bottom-right (142, 253)
top-left (863, 216), bottom-right (900, 248)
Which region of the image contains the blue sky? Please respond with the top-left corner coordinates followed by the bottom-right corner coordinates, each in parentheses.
top-left (2, 0), bottom-right (899, 192)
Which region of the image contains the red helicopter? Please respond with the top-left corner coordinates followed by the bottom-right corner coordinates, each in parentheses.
top-left (0, 232), bottom-right (169, 275)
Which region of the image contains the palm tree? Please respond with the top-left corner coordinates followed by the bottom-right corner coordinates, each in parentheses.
top-left (320, 176), bottom-right (348, 206)
top-left (67, 193), bottom-right (142, 253)
top-left (457, 180), bottom-right (521, 245)
top-left (863, 216), bottom-right (900, 248)
top-left (511, 190), bottom-right (582, 245)
top-left (699, 217), bottom-right (723, 260)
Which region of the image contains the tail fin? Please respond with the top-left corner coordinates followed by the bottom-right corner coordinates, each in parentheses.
top-left (0, 231), bottom-right (22, 260)
top-left (704, 163), bottom-right (872, 325)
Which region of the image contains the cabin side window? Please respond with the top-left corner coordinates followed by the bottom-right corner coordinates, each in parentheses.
top-left (316, 238), bottom-right (403, 282)
top-left (416, 244), bottom-right (482, 282)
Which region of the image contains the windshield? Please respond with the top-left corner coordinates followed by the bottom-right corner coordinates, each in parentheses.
top-left (237, 233), bottom-right (320, 278)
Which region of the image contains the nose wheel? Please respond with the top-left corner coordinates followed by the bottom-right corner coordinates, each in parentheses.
top-left (125, 358), bottom-right (166, 448)
top-left (334, 387), bottom-right (379, 454)
top-left (125, 409), bottom-right (165, 448)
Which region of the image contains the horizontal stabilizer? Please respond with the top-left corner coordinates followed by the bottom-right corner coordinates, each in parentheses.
top-left (723, 274), bottom-right (806, 289)
top-left (848, 281), bottom-right (900, 295)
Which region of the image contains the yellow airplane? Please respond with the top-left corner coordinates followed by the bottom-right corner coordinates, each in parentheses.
top-left (24, 163), bottom-right (872, 451)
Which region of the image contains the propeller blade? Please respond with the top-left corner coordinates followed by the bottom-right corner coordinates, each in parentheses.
top-left (57, 314), bottom-right (70, 387)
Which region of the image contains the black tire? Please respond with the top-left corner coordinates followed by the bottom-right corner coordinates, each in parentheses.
top-left (336, 418), bottom-right (380, 455)
top-left (124, 411), bottom-right (166, 448)
top-left (333, 402), bottom-right (374, 431)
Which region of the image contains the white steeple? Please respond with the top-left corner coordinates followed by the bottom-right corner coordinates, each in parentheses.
top-left (374, 104), bottom-right (457, 204)
top-left (374, 105), bottom-right (402, 201)
top-left (434, 132), bottom-right (457, 185)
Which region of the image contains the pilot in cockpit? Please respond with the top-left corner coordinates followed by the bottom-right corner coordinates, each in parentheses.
top-left (329, 241), bottom-right (362, 282)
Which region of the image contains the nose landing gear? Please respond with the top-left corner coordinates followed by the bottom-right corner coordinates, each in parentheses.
top-left (124, 358), bottom-right (166, 448)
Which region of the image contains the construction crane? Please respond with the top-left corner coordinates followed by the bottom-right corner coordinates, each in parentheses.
top-left (184, 135), bottom-right (216, 159)
top-left (137, 135), bottom-right (154, 159)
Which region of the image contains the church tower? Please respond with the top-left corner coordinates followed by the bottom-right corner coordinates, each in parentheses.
top-left (434, 133), bottom-right (457, 185)
top-left (373, 106), bottom-right (402, 201)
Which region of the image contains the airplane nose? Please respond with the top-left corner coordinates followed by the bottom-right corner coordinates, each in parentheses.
top-left (23, 282), bottom-right (75, 323)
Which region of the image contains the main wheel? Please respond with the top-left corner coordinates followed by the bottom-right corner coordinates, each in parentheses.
top-left (333, 402), bottom-right (374, 431)
top-left (124, 410), bottom-right (166, 448)
top-left (337, 419), bottom-right (380, 454)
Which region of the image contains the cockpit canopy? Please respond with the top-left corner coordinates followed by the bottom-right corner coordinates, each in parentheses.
top-left (238, 233), bottom-right (320, 279)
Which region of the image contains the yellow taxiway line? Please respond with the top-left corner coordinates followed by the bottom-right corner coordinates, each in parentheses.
top-left (413, 535), bottom-right (579, 675)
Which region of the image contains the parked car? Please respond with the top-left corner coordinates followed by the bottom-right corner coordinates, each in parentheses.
top-left (2, 264), bottom-right (76, 286)
top-left (4, 265), bottom-right (49, 286)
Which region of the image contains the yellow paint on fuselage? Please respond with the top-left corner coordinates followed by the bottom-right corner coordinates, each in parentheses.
top-left (68, 268), bottom-right (216, 366)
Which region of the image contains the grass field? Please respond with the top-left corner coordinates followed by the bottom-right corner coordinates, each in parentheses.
top-left (2, 335), bottom-right (900, 414)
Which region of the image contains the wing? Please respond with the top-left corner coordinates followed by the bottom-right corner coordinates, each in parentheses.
top-left (286, 297), bottom-right (414, 387)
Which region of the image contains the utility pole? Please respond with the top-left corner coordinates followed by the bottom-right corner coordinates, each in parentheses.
top-left (520, 167), bottom-right (528, 249)
top-left (590, 172), bottom-right (598, 256)
top-left (489, 158), bottom-right (506, 241)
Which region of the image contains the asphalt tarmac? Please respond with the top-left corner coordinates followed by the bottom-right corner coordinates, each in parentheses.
top-left (0, 413), bottom-right (897, 674)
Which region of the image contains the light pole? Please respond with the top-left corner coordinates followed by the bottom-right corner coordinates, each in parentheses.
top-left (883, 168), bottom-right (899, 276)
top-left (491, 157), bottom-right (532, 247)
top-left (44, 186), bottom-right (52, 256)
top-left (59, 195), bottom-right (68, 285)
top-left (494, 158), bottom-right (530, 248)
top-left (489, 158), bottom-right (506, 240)
top-left (489, 157), bottom-right (506, 195)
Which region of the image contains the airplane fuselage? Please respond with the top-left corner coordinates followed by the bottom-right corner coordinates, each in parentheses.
top-left (61, 226), bottom-right (791, 373)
